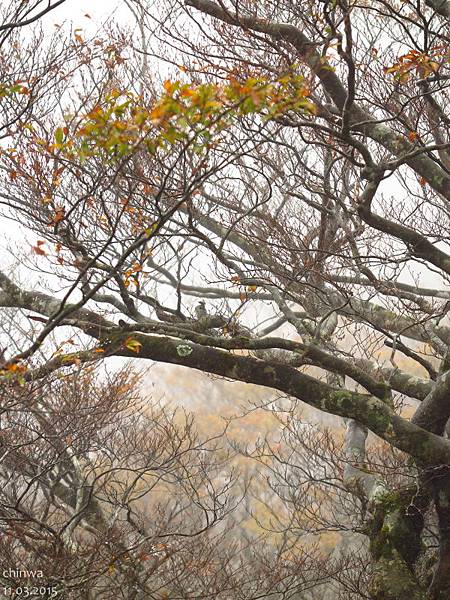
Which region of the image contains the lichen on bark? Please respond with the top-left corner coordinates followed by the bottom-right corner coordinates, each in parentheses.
top-left (367, 488), bottom-right (427, 599)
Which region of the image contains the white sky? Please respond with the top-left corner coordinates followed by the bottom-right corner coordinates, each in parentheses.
top-left (40, 0), bottom-right (127, 29)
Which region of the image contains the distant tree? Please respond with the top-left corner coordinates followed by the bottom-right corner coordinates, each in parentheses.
top-left (0, 364), bottom-right (263, 599)
top-left (1, 0), bottom-right (450, 598)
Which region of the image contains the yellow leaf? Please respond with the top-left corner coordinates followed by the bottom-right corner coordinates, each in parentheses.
top-left (125, 338), bottom-right (142, 354)
top-left (180, 86), bottom-right (197, 99)
top-left (149, 104), bottom-right (166, 124)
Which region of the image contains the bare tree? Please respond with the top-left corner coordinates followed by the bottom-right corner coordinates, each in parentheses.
top-left (2, 0), bottom-right (450, 597)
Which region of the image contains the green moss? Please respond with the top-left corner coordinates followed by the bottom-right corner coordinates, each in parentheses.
top-left (263, 365), bottom-right (276, 375)
top-left (375, 489), bottom-right (402, 511)
top-left (369, 553), bottom-right (426, 600)
top-left (325, 390), bottom-right (394, 433)
top-left (368, 496), bottom-right (425, 599)
top-left (440, 353), bottom-right (450, 374)
top-left (369, 489), bottom-right (423, 568)
top-left (326, 389), bottom-right (356, 412)
top-left (376, 381), bottom-right (393, 404)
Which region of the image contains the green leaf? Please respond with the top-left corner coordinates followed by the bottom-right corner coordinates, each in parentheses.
top-left (55, 127), bottom-right (64, 145)
top-left (145, 222), bottom-right (158, 236)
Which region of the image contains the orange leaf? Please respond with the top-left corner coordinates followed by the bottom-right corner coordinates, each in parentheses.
top-left (163, 80), bottom-right (176, 94)
top-left (149, 104), bottom-right (166, 123)
top-left (51, 208), bottom-right (65, 225)
top-left (139, 552), bottom-right (150, 561)
top-left (32, 245), bottom-right (47, 256)
top-left (6, 362), bottom-right (27, 373)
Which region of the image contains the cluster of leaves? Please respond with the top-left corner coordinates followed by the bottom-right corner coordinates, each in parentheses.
top-left (123, 261), bottom-right (143, 288)
top-left (0, 82), bottom-right (29, 98)
top-left (55, 74), bottom-right (315, 160)
top-left (0, 361), bottom-right (28, 385)
top-left (384, 46), bottom-right (449, 82)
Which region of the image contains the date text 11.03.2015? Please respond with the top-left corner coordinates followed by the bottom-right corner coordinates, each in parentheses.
top-left (2, 586), bottom-right (58, 597)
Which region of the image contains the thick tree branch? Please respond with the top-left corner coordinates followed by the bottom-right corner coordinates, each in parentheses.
top-left (101, 332), bottom-right (450, 467)
top-left (425, 0), bottom-right (450, 20)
